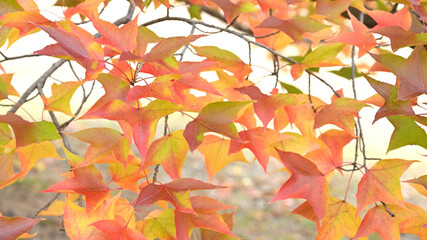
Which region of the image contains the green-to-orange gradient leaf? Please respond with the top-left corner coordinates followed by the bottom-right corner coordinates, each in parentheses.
top-left (191, 45), bottom-right (252, 81)
top-left (0, 113), bottom-right (61, 147)
top-left (83, 99), bottom-right (181, 163)
top-left (369, 46), bottom-right (427, 100)
top-left (134, 178), bottom-right (225, 215)
top-left (363, 74), bottom-right (415, 122)
top-left (387, 115), bottom-right (427, 152)
top-left (198, 135), bottom-right (248, 181)
top-left (183, 101), bottom-right (249, 151)
top-left (109, 155), bottom-right (147, 193)
top-left (65, 127), bottom-right (130, 167)
top-left (314, 98), bottom-right (368, 136)
top-left (140, 209), bottom-right (176, 240)
top-left (42, 164), bottom-right (111, 212)
top-left (174, 196), bottom-right (236, 240)
top-left (356, 159), bottom-right (418, 215)
top-left (199, 211), bottom-right (239, 240)
top-left (0, 74), bottom-right (19, 100)
top-left (0, 216), bottom-right (44, 240)
top-left (144, 130), bottom-right (189, 180)
top-left (256, 16), bottom-right (327, 43)
top-left (271, 150), bottom-right (329, 220)
top-left (403, 174), bottom-right (427, 197)
top-left (43, 81), bottom-right (83, 116)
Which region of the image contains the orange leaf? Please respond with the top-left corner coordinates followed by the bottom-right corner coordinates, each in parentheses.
top-left (37, 200), bottom-right (65, 216)
top-left (403, 174), bottom-right (427, 197)
top-left (271, 150), bottom-right (329, 219)
top-left (43, 81), bottom-right (82, 116)
top-left (356, 159), bottom-right (418, 216)
top-left (198, 135), bottom-right (247, 180)
top-left (91, 219), bottom-right (146, 240)
top-left (109, 155), bottom-right (147, 193)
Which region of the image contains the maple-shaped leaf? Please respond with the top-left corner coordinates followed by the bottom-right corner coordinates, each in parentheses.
top-left (83, 73), bottom-right (131, 116)
top-left (229, 127), bottom-right (289, 172)
top-left (134, 178), bottom-right (225, 214)
top-left (235, 85), bottom-right (290, 128)
top-left (42, 164), bottom-right (111, 212)
top-left (316, 0), bottom-right (363, 23)
top-left (398, 202), bottom-right (427, 239)
top-left (314, 98), bottom-right (368, 136)
top-left (271, 150), bottom-right (329, 219)
top-left (43, 81), bottom-right (82, 116)
top-left (109, 155), bottom-right (147, 193)
top-left (91, 15), bottom-right (138, 53)
top-left (0, 150), bottom-right (22, 190)
top-left (63, 0), bottom-right (105, 19)
top-left (331, 12), bottom-right (376, 57)
top-left (64, 193), bottom-right (120, 239)
top-left (0, 74), bottom-right (19, 100)
top-left (369, 46), bottom-right (427, 100)
top-left (183, 101), bottom-right (249, 151)
top-left (65, 127), bottom-right (130, 167)
top-left (140, 209), bottom-right (176, 240)
top-left (0, 10), bottom-right (52, 40)
top-left (135, 26), bottom-right (161, 57)
top-left (34, 21), bottom-right (104, 80)
top-left (0, 113), bottom-right (61, 147)
top-left (92, 219), bottom-right (146, 240)
top-left (0, 216), bottom-right (44, 240)
top-left (356, 159), bottom-right (418, 215)
top-left (363, 74), bottom-right (415, 122)
top-left (403, 174), bottom-right (427, 197)
top-left (256, 16), bottom-right (327, 43)
top-left (198, 135), bottom-right (247, 180)
top-left (37, 199), bottom-right (66, 217)
top-left (17, 141), bottom-right (62, 179)
top-left (0, 122), bottom-right (13, 146)
top-left (369, 7), bottom-right (411, 30)
top-left (83, 99), bottom-right (181, 162)
top-left (142, 35), bottom-right (204, 71)
top-left (387, 115), bottom-right (427, 152)
top-left (290, 43), bottom-right (345, 80)
top-left (371, 26), bottom-right (427, 51)
top-left (174, 196), bottom-right (237, 240)
top-left (191, 45), bottom-right (252, 82)
top-left (126, 73), bottom-right (181, 103)
top-left (144, 130), bottom-right (189, 180)
top-left (293, 197), bottom-right (363, 240)
top-left (200, 211), bottom-right (239, 240)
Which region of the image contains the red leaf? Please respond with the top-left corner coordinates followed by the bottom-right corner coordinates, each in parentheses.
top-left (271, 150), bottom-right (329, 219)
top-left (0, 216), bottom-right (44, 240)
top-left (92, 219), bottom-right (146, 240)
top-left (134, 178), bottom-right (225, 214)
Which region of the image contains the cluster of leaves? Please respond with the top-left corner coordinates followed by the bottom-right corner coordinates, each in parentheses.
top-left (0, 0), bottom-right (426, 239)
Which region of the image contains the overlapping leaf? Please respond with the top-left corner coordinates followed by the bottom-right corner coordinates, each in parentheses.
top-left (0, 216), bottom-right (44, 240)
top-left (387, 115), bottom-right (427, 152)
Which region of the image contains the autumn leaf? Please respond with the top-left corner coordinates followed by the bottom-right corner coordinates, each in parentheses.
top-left (200, 211), bottom-right (239, 240)
top-left (271, 150), bottom-right (329, 219)
top-left (403, 174), bottom-right (427, 197)
top-left (314, 98), bottom-right (368, 136)
top-left (144, 130), bottom-right (189, 180)
top-left (65, 127), bottom-right (130, 167)
top-left (363, 74), bottom-right (415, 122)
top-left (37, 199), bottom-right (66, 217)
top-left (43, 81), bottom-right (82, 116)
top-left (0, 216), bottom-right (44, 240)
top-left (356, 159), bottom-right (418, 215)
top-left (174, 196), bottom-right (237, 240)
top-left (198, 135), bottom-right (247, 180)
top-left (183, 101), bottom-right (249, 151)
top-left (290, 43), bottom-right (345, 80)
top-left (140, 209), bottom-right (176, 240)
top-left (331, 12), bottom-right (376, 57)
top-left (0, 10), bottom-right (52, 40)
top-left (91, 219), bottom-right (146, 240)
top-left (387, 115), bottom-right (427, 152)
top-left (369, 46), bottom-right (427, 100)
top-left (83, 99), bottom-right (181, 162)
top-left (0, 113), bottom-right (61, 147)
top-left (368, 7), bottom-right (411, 30)
top-left (191, 45), bottom-right (252, 81)
top-left (0, 73), bottom-right (19, 100)
top-left (41, 164), bottom-right (111, 212)
top-left (109, 155), bottom-right (147, 193)
top-left (371, 26), bottom-right (427, 51)
top-left (229, 127), bottom-right (289, 172)
top-left (134, 178), bottom-right (225, 214)
top-left (257, 16), bottom-right (327, 43)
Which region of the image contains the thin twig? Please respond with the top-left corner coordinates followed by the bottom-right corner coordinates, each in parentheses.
top-left (33, 193), bottom-right (61, 217)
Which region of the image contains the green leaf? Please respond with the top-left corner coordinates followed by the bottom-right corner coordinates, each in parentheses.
top-left (330, 67), bottom-right (362, 80)
top-left (387, 115), bottom-right (427, 152)
top-left (188, 5), bottom-right (201, 19)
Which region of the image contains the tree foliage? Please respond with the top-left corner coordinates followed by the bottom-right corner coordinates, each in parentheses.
top-left (0, 0), bottom-right (426, 239)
